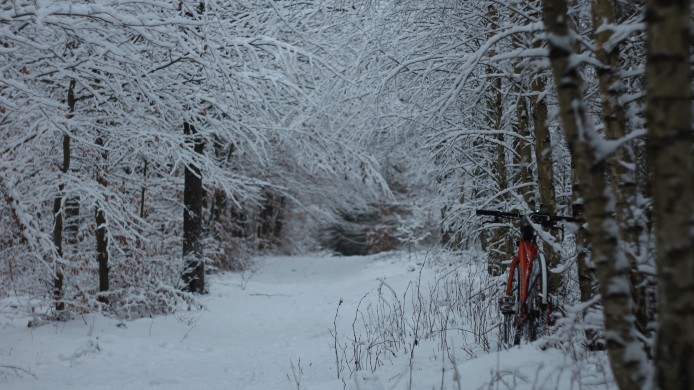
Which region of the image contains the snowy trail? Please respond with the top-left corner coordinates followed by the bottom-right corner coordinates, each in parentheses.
top-left (0, 254), bottom-right (418, 390)
top-left (0, 253), bottom-right (614, 389)
top-left (196, 255), bottom-right (385, 389)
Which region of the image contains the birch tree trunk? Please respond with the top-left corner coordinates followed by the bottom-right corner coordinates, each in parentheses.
top-left (591, 0), bottom-right (651, 343)
top-left (530, 75), bottom-right (555, 215)
top-left (542, 0), bottom-right (649, 387)
top-left (645, 0), bottom-right (694, 387)
top-left (572, 164), bottom-right (600, 347)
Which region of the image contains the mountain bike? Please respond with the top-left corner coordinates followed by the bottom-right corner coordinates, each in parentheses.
top-left (476, 209), bottom-right (576, 346)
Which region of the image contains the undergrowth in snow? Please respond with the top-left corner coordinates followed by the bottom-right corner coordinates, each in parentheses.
top-left (0, 251), bottom-right (615, 389)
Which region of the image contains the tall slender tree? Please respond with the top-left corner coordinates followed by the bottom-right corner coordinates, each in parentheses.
top-left (542, 0), bottom-right (649, 387)
top-left (591, 0), bottom-right (652, 343)
top-left (645, 0), bottom-right (694, 387)
top-left (182, 122), bottom-right (205, 293)
top-left (52, 79), bottom-right (77, 314)
top-left (95, 137), bottom-right (109, 299)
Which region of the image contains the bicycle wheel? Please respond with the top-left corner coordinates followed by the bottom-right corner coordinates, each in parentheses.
top-left (524, 253), bottom-right (549, 342)
top-left (500, 266), bottom-right (521, 347)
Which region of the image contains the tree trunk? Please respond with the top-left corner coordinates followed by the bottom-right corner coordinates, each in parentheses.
top-left (645, 0), bottom-right (694, 387)
top-left (95, 137), bottom-right (109, 299)
top-left (542, 0), bottom-right (649, 388)
top-left (487, 79), bottom-right (512, 276)
top-left (485, 4), bottom-right (510, 276)
top-left (591, 0), bottom-right (651, 344)
top-left (182, 121), bottom-right (205, 293)
top-left (514, 0), bottom-right (563, 308)
top-left (571, 170), bottom-right (594, 304)
top-left (488, 76), bottom-right (510, 276)
top-left (530, 74), bottom-right (563, 307)
top-left (512, 94), bottom-right (534, 205)
top-left (530, 75), bottom-right (555, 216)
top-left (52, 80), bottom-right (77, 314)
top-left (572, 166), bottom-right (600, 348)
top-left (52, 193), bottom-right (64, 313)
top-left (510, 0), bottom-right (563, 312)
top-left (140, 158), bottom-right (148, 220)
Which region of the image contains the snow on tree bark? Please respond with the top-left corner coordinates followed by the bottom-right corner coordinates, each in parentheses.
top-left (541, 0), bottom-right (650, 388)
top-left (591, 0), bottom-right (652, 347)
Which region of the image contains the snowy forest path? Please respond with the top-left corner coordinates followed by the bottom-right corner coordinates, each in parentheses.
top-left (0, 253), bottom-right (417, 390)
top-left (198, 254), bottom-right (385, 387)
top-left (0, 252), bottom-right (616, 389)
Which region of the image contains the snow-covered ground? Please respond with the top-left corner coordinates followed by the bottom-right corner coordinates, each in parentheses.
top-left (0, 252), bottom-right (615, 389)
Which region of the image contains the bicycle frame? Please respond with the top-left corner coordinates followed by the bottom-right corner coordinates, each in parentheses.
top-left (505, 237), bottom-right (540, 320)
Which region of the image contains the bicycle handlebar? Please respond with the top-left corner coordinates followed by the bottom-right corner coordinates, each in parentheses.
top-left (476, 209), bottom-right (522, 219)
top-left (475, 209), bottom-right (576, 226)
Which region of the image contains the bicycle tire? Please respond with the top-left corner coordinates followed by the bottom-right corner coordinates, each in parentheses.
top-left (501, 266), bottom-right (521, 347)
top-left (524, 254), bottom-right (549, 341)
